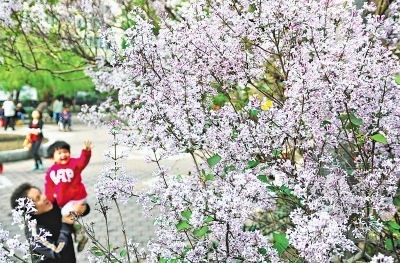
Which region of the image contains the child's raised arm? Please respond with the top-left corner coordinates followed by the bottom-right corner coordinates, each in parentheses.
top-left (83, 140), bottom-right (93, 151)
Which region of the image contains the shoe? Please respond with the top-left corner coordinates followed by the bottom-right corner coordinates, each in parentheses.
top-left (38, 164), bottom-right (44, 170)
top-left (77, 235), bottom-right (88, 252)
top-left (33, 167), bottom-right (39, 171)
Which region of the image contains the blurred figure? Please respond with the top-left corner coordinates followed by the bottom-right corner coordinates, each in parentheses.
top-left (52, 96), bottom-right (63, 123)
top-left (28, 110), bottom-right (44, 170)
top-left (36, 100), bottom-right (52, 122)
top-left (0, 104), bottom-right (4, 127)
top-left (59, 106), bottom-right (72, 131)
top-left (3, 97), bottom-right (15, 131)
top-left (15, 102), bottom-right (26, 125)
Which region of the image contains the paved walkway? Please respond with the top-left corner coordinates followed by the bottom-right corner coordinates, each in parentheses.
top-left (0, 115), bottom-right (194, 262)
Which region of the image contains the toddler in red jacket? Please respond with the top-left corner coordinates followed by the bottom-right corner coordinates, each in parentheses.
top-left (45, 140), bottom-right (93, 252)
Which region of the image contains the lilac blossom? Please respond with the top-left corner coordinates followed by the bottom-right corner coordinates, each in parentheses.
top-left (85, 0), bottom-right (400, 260)
top-left (3, 0), bottom-right (398, 261)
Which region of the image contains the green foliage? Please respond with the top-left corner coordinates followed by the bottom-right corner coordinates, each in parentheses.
top-left (176, 220), bottom-right (191, 231)
top-left (394, 75), bottom-right (400, 85)
top-left (193, 226), bottom-right (209, 238)
top-left (212, 93), bottom-right (229, 107)
top-left (370, 133), bottom-right (388, 144)
top-left (272, 232), bottom-right (289, 255)
top-left (181, 210), bottom-right (192, 220)
top-left (248, 160), bottom-right (260, 168)
top-left (0, 33), bottom-right (94, 100)
top-left (207, 154), bottom-right (222, 168)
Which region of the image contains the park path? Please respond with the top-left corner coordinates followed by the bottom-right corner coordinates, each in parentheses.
top-left (0, 115), bottom-right (194, 262)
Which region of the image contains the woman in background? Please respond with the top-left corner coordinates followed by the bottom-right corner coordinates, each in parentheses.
top-left (28, 110), bottom-right (44, 170)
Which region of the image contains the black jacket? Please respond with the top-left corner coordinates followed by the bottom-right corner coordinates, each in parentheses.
top-left (28, 204), bottom-right (76, 263)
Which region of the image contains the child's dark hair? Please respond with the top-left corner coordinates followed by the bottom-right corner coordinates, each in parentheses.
top-left (10, 183), bottom-right (34, 209)
top-left (47, 140), bottom-right (70, 158)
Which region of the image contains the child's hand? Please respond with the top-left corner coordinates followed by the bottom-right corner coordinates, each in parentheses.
top-left (83, 140), bottom-right (93, 151)
top-left (62, 214), bottom-right (75, 224)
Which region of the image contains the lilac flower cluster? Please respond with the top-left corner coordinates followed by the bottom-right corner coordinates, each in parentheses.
top-left (84, 0), bottom-right (400, 261)
top-left (2, 0), bottom-right (395, 261)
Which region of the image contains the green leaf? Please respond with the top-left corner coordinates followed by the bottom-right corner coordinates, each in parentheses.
top-left (280, 185), bottom-right (292, 196)
top-left (394, 75), bottom-right (400, 85)
top-left (94, 251), bottom-right (104, 257)
top-left (176, 220), bottom-right (191, 231)
top-left (231, 130), bottom-right (238, 139)
top-left (272, 150), bottom-right (281, 157)
top-left (90, 246), bottom-right (100, 252)
top-left (349, 112), bottom-right (363, 126)
top-left (322, 120), bottom-right (331, 126)
top-left (385, 238), bottom-right (394, 250)
top-left (388, 221), bottom-right (400, 230)
top-left (207, 154), bottom-right (221, 168)
top-left (120, 249), bottom-right (127, 257)
top-left (181, 210), bottom-right (192, 220)
top-left (260, 248), bottom-right (267, 255)
top-left (248, 160), bottom-right (259, 168)
top-left (121, 38), bottom-right (128, 49)
top-left (224, 165), bottom-right (236, 173)
top-left (272, 232), bottom-right (289, 255)
top-left (248, 3), bottom-right (256, 12)
top-left (394, 197), bottom-right (400, 206)
top-left (212, 93), bottom-right (229, 106)
top-left (257, 174), bottom-right (269, 183)
top-left (205, 173), bottom-right (215, 181)
top-left (371, 133), bottom-right (388, 144)
top-left (204, 216), bottom-right (213, 223)
top-left (339, 113), bottom-right (348, 120)
top-left (249, 109), bottom-right (259, 118)
top-left (193, 226), bottom-right (209, 238)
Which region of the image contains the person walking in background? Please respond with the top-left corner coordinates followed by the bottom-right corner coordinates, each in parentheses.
top-left (3, 97), bottom-right (15, 131)
top-left (36, 99), bottom-right (52, 122)
top-left (59, 106), bottom-right (72, 131)
top-left (28, 110), bottom-right (44, 170)
top-left (11, 183), bottom-right (89, 262)
top-left (52, 96), bottom-right (63, 123)
top-left (45, 140), bottom-right (93, 252)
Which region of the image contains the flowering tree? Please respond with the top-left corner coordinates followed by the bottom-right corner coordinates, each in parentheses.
top-left (80, 0), bottom-right (400, 262)
top-left (0, 0), bottom-right (160, 79)
top-left (1, 0), bottom-right (399, 262)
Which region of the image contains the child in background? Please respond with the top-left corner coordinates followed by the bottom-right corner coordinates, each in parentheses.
top-left (45, 140), bottom-right (93, 252)
top-left (28, 110), bottom-right (44, 170)
top-left (58, 106), bottom-right (72, 131)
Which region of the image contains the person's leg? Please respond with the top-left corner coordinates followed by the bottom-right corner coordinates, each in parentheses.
top-left (32, 141), bottom-right (42, 170)
top-left (4, 116), bottom-right (9, 130)
top-left (10, 116), bottom-right (15, 130)
top-left (67, 118), bottom-right (72, 130)
top-left (62, 118), bottom-right (67, 130)
top-left (19, 112), bottom-right (25, 122)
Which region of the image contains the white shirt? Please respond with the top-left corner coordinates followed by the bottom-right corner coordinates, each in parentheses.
top-left (3, 100), bottom-right (15, 117)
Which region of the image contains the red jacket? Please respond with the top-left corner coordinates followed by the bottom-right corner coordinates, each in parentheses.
top-left (45, 150), bottom-right (91, 207)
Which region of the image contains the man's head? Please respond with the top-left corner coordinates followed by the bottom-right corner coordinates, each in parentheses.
top-left (47, 141), bottom-right (71, 165)
top-left (11, 183), bottom-right (53, 214)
